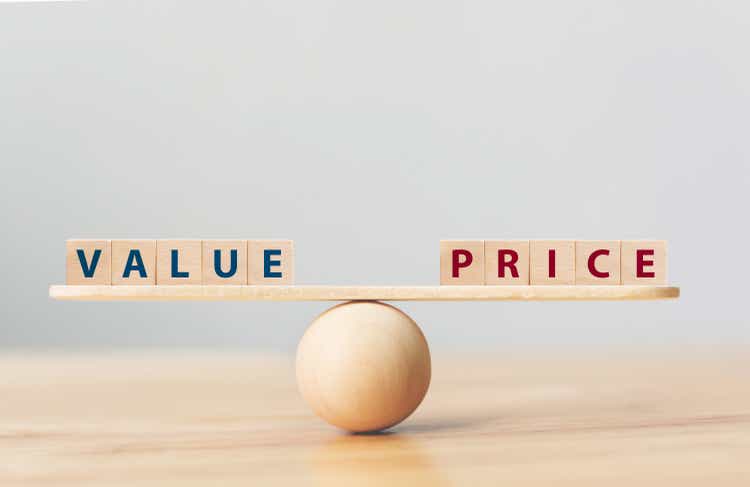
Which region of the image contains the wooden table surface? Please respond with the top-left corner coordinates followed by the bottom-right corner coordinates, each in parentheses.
top-left (1, 349), bottom-right (748, 486)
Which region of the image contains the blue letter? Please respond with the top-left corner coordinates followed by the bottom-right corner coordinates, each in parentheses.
top-left (76, 249), bottom-right (101, 278)
top-left (171, 249), bottom-right (189, 278)
top-left (214, 249), bottom-right (237, 278)
top-left (264, 249), bottom-right (282, 278)
top-left (123, 249), bottom-right (147, 278)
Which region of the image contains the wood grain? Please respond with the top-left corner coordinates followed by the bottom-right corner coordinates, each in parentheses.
top-left (48, 285), bottom-right (680, 301)
top-left (0, 350), bottom-right (747, 486)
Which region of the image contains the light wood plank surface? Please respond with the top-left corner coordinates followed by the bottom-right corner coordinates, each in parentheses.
top-left (1, 349), bottom-right (747, 486)
top-left (48, 285), bottom-right (680, 301)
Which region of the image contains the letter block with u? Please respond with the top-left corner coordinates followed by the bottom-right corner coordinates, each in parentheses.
top-left (202, 240), bottom-right (247, 285)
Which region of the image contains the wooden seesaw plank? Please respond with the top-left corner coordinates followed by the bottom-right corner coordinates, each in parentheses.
top-left (49, 285), bottom-right (680, 302)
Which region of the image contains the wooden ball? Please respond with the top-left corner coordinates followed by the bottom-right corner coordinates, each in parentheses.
top-left (296, 301), bottom-right (431, 432)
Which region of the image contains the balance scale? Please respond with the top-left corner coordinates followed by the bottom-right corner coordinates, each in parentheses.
top-left (48, 284), bottom-right (680, 432)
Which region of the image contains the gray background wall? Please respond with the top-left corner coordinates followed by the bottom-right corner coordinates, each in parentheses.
top-left (1, 1), bottom-right (747, 351)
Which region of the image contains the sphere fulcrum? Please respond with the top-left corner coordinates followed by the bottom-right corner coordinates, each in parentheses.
top-left (296, 301), bottom-right (431, 433)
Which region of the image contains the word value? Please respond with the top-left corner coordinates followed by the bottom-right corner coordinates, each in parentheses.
top-left (66, 240), bottom-right (294, 285)
top-left (440, 240), bottom-right (667, 285)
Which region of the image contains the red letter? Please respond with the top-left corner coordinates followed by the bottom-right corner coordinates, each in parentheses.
top-left (588, 249), bottom-right (610, 278)
top-left (498, 249), bottom-right (519, 278)
top-left (636, 249), bottom-right (655, 278)
top-left (548, 249), bottom-right (556, 278)
top-left (452, 249), bottom-right (473, 278)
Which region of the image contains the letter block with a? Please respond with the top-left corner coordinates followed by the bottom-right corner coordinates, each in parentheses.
top-left (112, 240), bottom-right (156, 285)
top-left (440, 240), bottom-right (485, 285)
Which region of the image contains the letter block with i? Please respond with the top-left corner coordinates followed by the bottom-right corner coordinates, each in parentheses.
top-left (530, 240), bottom-right (575, 285)
top-left (439, 240), bottom-right (485, 285)
top-left (66, 240), bottom-right (111, 285)
top-left (202, 240), bottom-right (247, 285)
top-left (156, 240), bottom-right (202, 285)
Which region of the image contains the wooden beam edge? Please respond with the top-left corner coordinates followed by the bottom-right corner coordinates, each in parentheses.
top-left (49, 285), bottom-right (680, 302)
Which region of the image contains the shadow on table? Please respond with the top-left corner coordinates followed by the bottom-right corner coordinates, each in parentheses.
top-left (309, 432), bottom-right (448, 487)
top-left (395, 416), bottom-right (493, 434)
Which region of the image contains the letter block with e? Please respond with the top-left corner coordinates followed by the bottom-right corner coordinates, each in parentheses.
top-left (247, 240), bottom-right (294, 285)
top-left (439, 240), bottom-right (485, 285)
top-left (621, 241), bottom-right (667, 285)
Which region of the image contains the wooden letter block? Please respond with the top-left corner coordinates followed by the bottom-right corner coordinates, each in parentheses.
top-left (66, 240), bottom-right (111, 285)
top-left (530, 240), bottom-right (575, 285)
top-left (202, 240), bottom-right (247, 285)
top-left (156, 240), bottom-right (202, 285)
top-left (248, 240), bottom-right (294, 285)
top-left (575, 241), bottom-right (621, 285)
top-left (112, 240), bottom-right (156, 285)
top-left (440, 240), bottom-right (485, 285)
top-left (484, 240), bottom-right (529, 285)
top-left (621, 240), bottom-right (667, 285)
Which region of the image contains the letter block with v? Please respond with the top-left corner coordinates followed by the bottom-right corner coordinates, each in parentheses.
top-left (66, 240), bottom-right (111, 285)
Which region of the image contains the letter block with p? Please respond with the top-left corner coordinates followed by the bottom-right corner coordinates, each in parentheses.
top-left (439, 240), bottom-right (485, 285)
